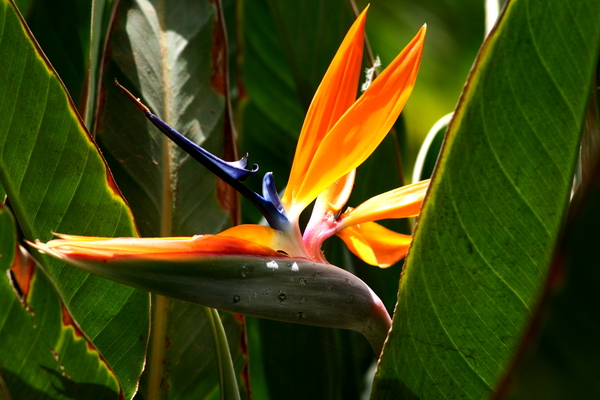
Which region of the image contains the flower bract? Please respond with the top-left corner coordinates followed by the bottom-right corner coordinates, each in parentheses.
top-left (31, 7), bottom-right (430, 352)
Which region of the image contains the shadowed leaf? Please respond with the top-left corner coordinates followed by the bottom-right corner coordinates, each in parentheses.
top-left (500, 157), bottom-right (600, 399)
top-left (372, 0), bottom-right (600, 398)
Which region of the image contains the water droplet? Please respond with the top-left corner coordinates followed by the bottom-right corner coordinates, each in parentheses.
top-left (241, 266), bottom-right (249, 278)
top-left (266, 260), bottom-right (279, 269)
top-left (233, 295), bottom-right (241, 304)
top-left (50, 349), bottom-right (60, 363)
top-left (277, 291), bottom-right (287, 304)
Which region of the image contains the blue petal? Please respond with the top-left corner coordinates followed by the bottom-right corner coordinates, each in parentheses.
top-left (146, 112), bottom-right (290, 231)
top-left (262, 172), bottom-right (286, 215)
top-left (116, 81), bottom-right (292, 233)
top-left (146, 113), bottom-right (258, 181)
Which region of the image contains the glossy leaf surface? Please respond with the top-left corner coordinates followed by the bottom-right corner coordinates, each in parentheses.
top-left (0, 2), bottom-right (148, 398)
top-left (0, 206), bottom-right (120, 399)
top-left (94, 0), bottom-right (245, 397)
top-left (372, 0), bottom-right (600, 398)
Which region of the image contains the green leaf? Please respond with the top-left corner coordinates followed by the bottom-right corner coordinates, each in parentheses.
top-left (84, 0), bottom-right (116, 128)
top-left (11, 0), bottom-right (28, 15)
top-left (0, 2), bottom-right (148, 398)
top-left (247, 317), bottom-right (375, 400)
top-left (502, 159), bottom-right (600, 399)
top-left (205, 308), bottom-right (241, 400)
top-left (372, 0), bottom-right (600, 398)
top-left (95, 0), bottom-right (232, 239)
top-left (0, 205), bottom-right (120, 399)
top-left (135, 299), bottom-right (247, 400)
top-left (24, 0), bottom-right (92, 109)
top-left (93, 0), bottom-right (245, 397)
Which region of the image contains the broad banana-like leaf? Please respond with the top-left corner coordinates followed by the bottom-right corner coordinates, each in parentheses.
top-left (372, 0), bottom-right (600, 398)
top-left (0, 205), bottom-right (121, 399)
top-left (502, 151), bottom-right (600, 399)
top-left (0, 2), bottom-right (148, 398)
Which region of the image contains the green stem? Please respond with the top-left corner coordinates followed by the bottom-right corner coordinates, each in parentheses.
top-left (148, 294), bottom-right (169, 400)
top-left (205, 307), bottom-right (240, 400)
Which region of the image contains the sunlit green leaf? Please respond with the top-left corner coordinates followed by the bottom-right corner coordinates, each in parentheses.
top-left (0, 205), bottom-right (120, 399)
top-left (372, 0), bottom-right (600, 398)
top-left (0, 2), bottom-right (148, 398)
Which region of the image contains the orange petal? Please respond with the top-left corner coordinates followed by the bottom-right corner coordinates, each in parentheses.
top-left (310, 169), bottom-right (356, 219)
top-left (287, 25), bottom-right (426, 218)
top-left (336, 222), bottom-right (412, 267)
top-left (282, 7), bottom-right (368, 215)
top-left (217, 224), bottom-right (308, 258)
top-left (31, 232), bottom-right (283, 262)
top-left (339, 179), bottom-right (430, 229)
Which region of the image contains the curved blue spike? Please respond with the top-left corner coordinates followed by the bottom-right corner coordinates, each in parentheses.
top-left (229, 154), bottom-right (259, 181)
top-left (262, 173), bottom-right (285, 215)
top-left (116, 81), bottom-right (292, 232)
top-left (146, 113), bottom-right (258, 181)
top-left (151, 112), bottom-right (290, 230)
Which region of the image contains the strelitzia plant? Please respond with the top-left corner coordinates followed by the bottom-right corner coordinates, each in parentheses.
top-left (2, 0), bottom-right (599, 398)
top-left (31, 8), bottom-right (428, 354)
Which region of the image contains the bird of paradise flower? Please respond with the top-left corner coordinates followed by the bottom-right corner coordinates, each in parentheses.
top-left (31, 8), bottom-right (428, 353)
